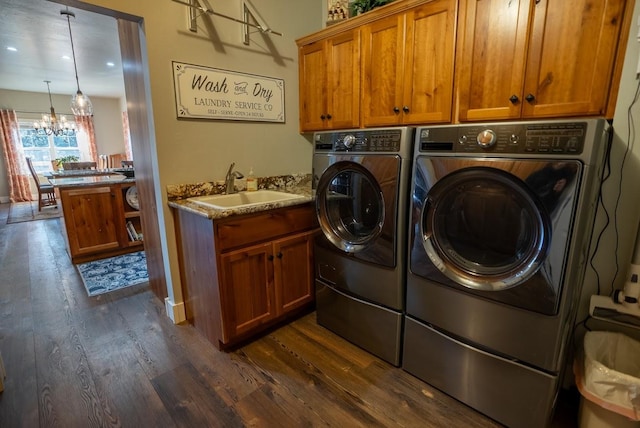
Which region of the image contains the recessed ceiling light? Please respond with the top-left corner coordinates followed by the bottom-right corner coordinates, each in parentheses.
top-left (6, 47), bottom-right (17, 52)
top-left (61, 55), bottom-right (71, 60)
top-left (106, 62), bottom-right (115, 67)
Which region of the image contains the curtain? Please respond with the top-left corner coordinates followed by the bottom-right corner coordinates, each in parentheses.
top-left (0, 109), bottom-right (32, 202)
top-left (122, 111), bottom-right (133, 161)
top-left (75, 115), bottom-right (98, 162)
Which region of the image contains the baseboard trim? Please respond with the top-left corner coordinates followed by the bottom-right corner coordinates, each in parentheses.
top-left (0, 197), bottom-right (9, 204)
top-left (164, 297), bottom-right (186, 324)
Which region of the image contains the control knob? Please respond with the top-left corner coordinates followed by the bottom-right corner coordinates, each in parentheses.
top-left (477, 129), bottom-right (497, 148)
top-left (342, 134), bottom-right (356, 149)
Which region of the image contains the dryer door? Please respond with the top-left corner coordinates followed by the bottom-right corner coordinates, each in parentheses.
top-left (420, 166), bottom-right (551, 291)
top-left (316, 156), bottom-right (399, 267)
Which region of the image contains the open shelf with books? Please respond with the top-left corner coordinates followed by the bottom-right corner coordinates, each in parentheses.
top-left (121, 182), bottom-right (143, 246)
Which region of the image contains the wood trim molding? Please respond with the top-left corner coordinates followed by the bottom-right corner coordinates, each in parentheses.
top-left (296, 0), bottom-right (437, 45)
top-left (117, 19), bottom-right (169, 300)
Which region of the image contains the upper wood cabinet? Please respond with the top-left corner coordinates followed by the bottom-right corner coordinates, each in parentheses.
top-left (361, 0), bottom-right (457, 126)
top-left (456, 0), bottom-right (630, 121)
top-left (298, 29), bottom-right (361, 132)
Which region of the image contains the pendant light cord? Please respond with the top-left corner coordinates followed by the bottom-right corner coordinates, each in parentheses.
top-left (45, 81), bottom-right (54, 110)
top-left (63, 9), bottom-right (82, 93)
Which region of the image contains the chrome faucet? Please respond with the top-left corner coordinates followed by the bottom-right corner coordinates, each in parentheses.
top-left (225, 162), bottom-right (244, 194)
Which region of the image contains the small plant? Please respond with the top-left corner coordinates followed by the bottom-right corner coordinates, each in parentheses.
top-left (54, 155), bottom-right (79, 168)
top-left (351, 0), bottom-right (394, 15)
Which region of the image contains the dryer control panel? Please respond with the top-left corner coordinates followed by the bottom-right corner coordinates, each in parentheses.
top-left (418, 121), bottom-right (589, 155)
top-left (314, 129), bottom-right (405, 152)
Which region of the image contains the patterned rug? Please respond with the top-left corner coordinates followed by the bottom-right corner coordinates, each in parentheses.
top-left (6, 201), bottom-right (61, 224)
top-left (77, 251), bottom-right (149, 297)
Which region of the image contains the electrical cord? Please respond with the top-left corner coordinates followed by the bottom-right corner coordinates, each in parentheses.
top-left (587, 124), bottom-right (614, 297)
top-left (609, 78), bottom-right (640, 287)
top-left (575, 76), bottom-right (640, 340)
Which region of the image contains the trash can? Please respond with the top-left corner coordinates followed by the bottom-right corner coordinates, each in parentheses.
top-left (574, 331), bottom-right (640, 427)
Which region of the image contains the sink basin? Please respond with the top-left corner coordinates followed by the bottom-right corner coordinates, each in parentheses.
top-left (189, 190), bottom-right (305, 210)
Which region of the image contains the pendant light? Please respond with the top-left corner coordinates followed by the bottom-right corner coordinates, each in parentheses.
top-left (61, 9), bottom-right (93, 117)
top-left (34, 80), bottom-right (76, 136)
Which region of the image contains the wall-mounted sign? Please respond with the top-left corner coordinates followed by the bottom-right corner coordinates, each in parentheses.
top-left (172, 61), bottom-right (285, 123)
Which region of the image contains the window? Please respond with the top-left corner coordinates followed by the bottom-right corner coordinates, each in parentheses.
top-left (19, 121), bottom-right (81, 174)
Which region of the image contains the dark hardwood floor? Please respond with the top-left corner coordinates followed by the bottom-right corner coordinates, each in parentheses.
top-left (0, 203), bottom-right (579, 427)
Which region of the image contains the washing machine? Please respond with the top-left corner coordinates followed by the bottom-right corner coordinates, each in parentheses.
top-left (403, 119), bottom-right (609, 428)
top-left (313, 127), bottom-right (414, 366)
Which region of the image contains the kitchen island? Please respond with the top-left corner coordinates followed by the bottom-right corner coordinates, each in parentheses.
top-left (49, 174), bottom-right (143, 264)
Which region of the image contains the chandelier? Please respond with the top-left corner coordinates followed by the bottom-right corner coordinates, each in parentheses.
top-left (61, 9), bottom-right (93, 117)
top-left (34, 81), bottom-right (76, 136)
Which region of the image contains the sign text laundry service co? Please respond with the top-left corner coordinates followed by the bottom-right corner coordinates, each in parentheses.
top-left (172, 61), bottom-right (285, 123)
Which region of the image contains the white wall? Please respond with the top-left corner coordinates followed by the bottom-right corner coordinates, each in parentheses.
top-left (0, 88), bottom-right (127, 199)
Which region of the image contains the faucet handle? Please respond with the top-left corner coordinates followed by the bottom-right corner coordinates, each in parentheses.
top-left (227, 162), bottom-right (236, 176)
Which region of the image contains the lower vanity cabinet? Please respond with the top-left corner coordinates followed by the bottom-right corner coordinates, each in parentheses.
top-left (175, 203), bottom-right (317, 349)
top-left (219, 230), bottom-right (315, 342)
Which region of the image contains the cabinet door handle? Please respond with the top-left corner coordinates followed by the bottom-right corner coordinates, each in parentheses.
top-left (525, 93), bottom-right (536, 103)
top-left (402, 106), bottom-right (409, 113)
top-left (509, 95), bottom-right (519, 104)
top-left (393, 106), bottom-right (400, 113)
top-left (320, 114), bottom-right (326, 120)
top-left (276, 252), bottom-right (283, 259)
top-left (268, 254), bottom-right (274, 261)
top-left (326, 114), bottom-right (332, 120)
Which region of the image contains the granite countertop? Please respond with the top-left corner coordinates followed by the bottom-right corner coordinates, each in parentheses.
top-left (167, 173), bottom-right (314, 220)
top-left (48, 174), bottom-right (133, 188)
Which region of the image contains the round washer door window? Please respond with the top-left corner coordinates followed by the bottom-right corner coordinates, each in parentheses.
top-left (420, 167), bottom-right (551, 291)
top-left (316, 161), bottom-right (384, 253)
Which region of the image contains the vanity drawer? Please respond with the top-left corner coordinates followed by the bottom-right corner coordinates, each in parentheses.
top-left (215, 203), bottom-right (316, 251)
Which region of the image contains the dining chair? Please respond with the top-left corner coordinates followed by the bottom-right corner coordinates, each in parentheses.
top-left (108, 153), bottom-right (124, 169)
top-left (62, 161), bottom-right (97, 170)
top-left (25, 157), bottom-right (57, 211)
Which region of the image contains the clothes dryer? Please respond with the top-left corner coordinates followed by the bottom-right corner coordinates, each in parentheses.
top-left (403, 119), bottom-right (609, 427)
top-left (313, 127), bottom-right (414, 366)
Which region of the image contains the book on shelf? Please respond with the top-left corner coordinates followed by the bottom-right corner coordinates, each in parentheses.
top-left (126, 220), bottom-right (141, 241)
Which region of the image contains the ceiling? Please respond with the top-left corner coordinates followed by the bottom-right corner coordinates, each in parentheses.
top-left (0, 0), bottom-right (125, 99)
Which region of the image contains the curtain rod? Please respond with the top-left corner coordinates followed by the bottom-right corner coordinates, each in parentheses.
top-left (14, 109), bottom-right (76, 116)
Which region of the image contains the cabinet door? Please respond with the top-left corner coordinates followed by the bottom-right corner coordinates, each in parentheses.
top-left (362, 13), bottom-right (406, 127)
top-left (219, 242), bottom-right (276, 342)
top-left (62, 186), bottom-right (120, 256)
top-left (273, 230), bottom-right (315, 316)
top-left (521, 0), bottom-right (626, 118)
top-left (299, 41), bottom-right (327, 132)
top-left (325, 29), bottom-right (361, 130)
top-left (402, 0), bottom-right (456, 124)
top-left (456, 0), bottom-right (531, 121)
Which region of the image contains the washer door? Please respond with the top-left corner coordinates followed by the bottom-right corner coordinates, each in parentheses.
top-left (316, 159), bottom-right (400, 267)
top-left (420, 167), bottom-right (551, 291)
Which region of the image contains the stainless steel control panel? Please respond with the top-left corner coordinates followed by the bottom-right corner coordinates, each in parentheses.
top-left (417, 121), bottom-right (588, 155)
top-left (314, 129), bottom-right (406, 152)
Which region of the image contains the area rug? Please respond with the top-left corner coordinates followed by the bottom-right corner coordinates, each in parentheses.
top-left (7, 201), bottom-right (61, 224)
top-left (76, 251), bottom-right (149, 297)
